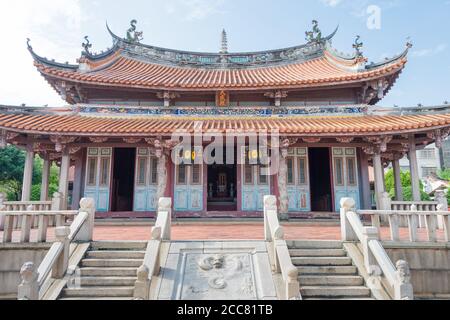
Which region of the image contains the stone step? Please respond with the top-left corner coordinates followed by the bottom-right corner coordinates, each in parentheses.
top-left (86, 251), bottom-right (146, 259)
top-left (289, 249), bottom-right (347, 257)
top-left (90, 241), bottom-right (148, 251)
top-left (59, 297), bottom-right (134, 300)
top-left (301, 286), bottom-right (371, 298)
top-left (81, 259), bottom-right (143, 268)
top-left (80, 277), bottom-right (137, 287)
top-left (287, 241), bottom-right (343, 250)
top-left (299, 276), bottom-right (364, 287)
top-left (62, 287), bottom-right (134, 298)
top-left (292, 257), bottom-right (353, 266)
top-left (80, 267), bottom-right (138, 277)
top-left (297, 266), bottom-right (358, 275)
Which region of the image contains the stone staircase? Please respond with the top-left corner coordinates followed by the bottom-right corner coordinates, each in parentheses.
top-left (288, 240), bottom-right (374, 300)
top-left (58, 241), bottom-right (147, 300)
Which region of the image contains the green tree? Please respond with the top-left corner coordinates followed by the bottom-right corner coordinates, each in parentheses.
top-left (384, 169), bottom-right (430, 201)
top-left (0, 145), bottom-right (58, 200)
top-left (438, 169), bottom-right (450, 181)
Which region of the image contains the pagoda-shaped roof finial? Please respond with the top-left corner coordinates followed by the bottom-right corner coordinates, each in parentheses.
top-left (220, 29), bottom-right (228, 54)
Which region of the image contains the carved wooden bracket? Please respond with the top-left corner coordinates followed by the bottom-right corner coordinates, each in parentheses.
top-left (364, 135), bottom-right (393, 152)
top-left (50, 136), bottom-right (78, 152)
top-left (336, 137), bottom-right (354, 144)
top-left (123, 138), bottom-right (142, 144)
top-left (89, 137), bottom-right (109, 143)
top-left (302, 137), bottom-right (321, 144)
top-left (427, 128), bottom-right (450, 148)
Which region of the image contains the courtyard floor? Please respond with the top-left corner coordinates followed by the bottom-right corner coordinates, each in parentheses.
top-left (1, 222), bottom-right (447, 243)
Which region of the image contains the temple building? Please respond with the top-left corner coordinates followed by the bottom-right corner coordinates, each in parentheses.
top-left (1, 20), bottom-right (450, 219)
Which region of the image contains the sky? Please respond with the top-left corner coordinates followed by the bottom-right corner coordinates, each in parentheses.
top-left (0, 0), bottom-right (449, 107)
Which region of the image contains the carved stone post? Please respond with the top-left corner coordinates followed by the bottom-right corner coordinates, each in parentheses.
top-left (278, 141), bottom-right (290, 220)
top-left (158, 198), bottom-right (172, 241)
top-left (134, 265), bottom-right (150, 300)
top-left (52, 227), bottom-right (71, 279)
top-left (74, 198), bottom-right (96, 242)
top-left (18, 262), bottom-right (39, 300)
top-left (58, 148), bottom-right (71, 210)
top-left (40, 155), bottom-right (51, 201)
top-left (21, 142), bottom-right (35, 201)
top-left (395, 260), bottom-right (414, 300)
top-left (264, 195), bottom-right (278, 242)
top-left (408, 135), bottom-right (421, 202)
top-left (362, 227), bottom-right (381, 276)
top-left (340, 198), bottom-right (358, 242)
top-left (392, 158), bottom-right (404, 201)
top-left (435, 191), bottom-right (448, 230)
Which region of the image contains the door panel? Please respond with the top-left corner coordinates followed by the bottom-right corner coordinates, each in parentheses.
top-left (332, 148), bottom-right (360, 211)
top-left (287, 148), bottom-right (311, 212)
top-left (133, 148), bottom-right (158, 212)
top-left (84, 148), bottom-right (112, 212)
top-left (174, 164), bottom-right (204, 212)
top-left (241, 165), bottom-right (271, 212)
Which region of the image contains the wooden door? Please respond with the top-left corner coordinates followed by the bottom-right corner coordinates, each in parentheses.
top-left (84, 147), bottom-right (112, 212)
top-left (286, 148), bottom-right (311, 212)
top-left (332, 147), bottom-right (360, 211)
top-left (134, 148), bottom-right (158, 212)
top-left (241, 164), bottom-right (271, 212)
top-left (174, 163), bottom-right (204, 212)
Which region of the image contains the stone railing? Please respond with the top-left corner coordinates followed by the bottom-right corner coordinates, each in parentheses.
top-left (341, 198), bottom-right (414, 300)
top-left (371, 191), bottom-right (447, 230)
top-left (0, 192), bottom-right (65, 231)
top-left (17, 198), bottom-right (95, 300)
top-left (358, 206), bottom-right (450, 243)
top-left (134, 198), bottom-right (172, 300)
top-left (263, 195), bottom-right (300, 300)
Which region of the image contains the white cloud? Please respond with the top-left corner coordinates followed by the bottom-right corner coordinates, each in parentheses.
top-left (320, 0), bottom-right (343, 7)
top-left (167, 0), bottom-right (226, 21)
top-left (412, 43), bottom-right (448, 58)
top-left (0, 0), bottom-right (85, 107)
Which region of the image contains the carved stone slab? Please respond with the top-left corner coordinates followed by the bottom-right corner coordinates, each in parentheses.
top-left (155, 241), bottom-right (277, 300)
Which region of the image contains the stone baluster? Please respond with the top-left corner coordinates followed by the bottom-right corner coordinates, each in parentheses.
top-left (340, 198), bottom-right (358, 242)
top-left (51, 192), bottom-right (63, 227)
top-left (435, 191), bottom-right (448, 230)
top-left (362, 227), bottom-right (381, 277)
top-left (18, 262), bottom-right (39, 300)
top-left (52, 227), bottom-right (71, 279)
top-left (408, 205), bottom-right (419, 242)
top-left (134, 265), bottom-right (150, 300)
top-left (425, 211), bottom-right (438, 242)
top-left (20, 206), bottom-right (33, 243)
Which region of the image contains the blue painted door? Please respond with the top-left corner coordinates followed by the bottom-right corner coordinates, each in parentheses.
top-left (84, 148), bottom-right (112, 212)
top-left (286, 148), bottom-right (311, 212)
top-left (241, 164), bottom-right (271, 212)
top-left (134, 148), bottom-right (158, 212)
top-left (174, 164), bottom-right (204, 212)
top-left (332, 147), bottom-right (360, 211)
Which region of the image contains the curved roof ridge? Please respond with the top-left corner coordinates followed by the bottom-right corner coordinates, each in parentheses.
top-left (366, 42), bottom-right (412, 70)
top-left (27, 39), bottom-right (78, 70)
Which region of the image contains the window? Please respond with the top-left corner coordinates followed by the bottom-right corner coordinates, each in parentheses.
top-left (347, 158), bottom-right (357, 186)
top-left (192, 164), bottom-right (202, 184)
top-left (177, 164), bottom-right (187, 184)
top-left (287, 158), bottom-right (295, 185)
top-left (298, 158), bottom-right (307, 185)
top-left (420, 149), bottom-right (436, 160)
top-left (422, 167), bottom-right (437, 177)
top-left (99, 158), bottom-right (110, 186)
top-left (258, 166), bottom-right (269, 185)
top-left (87, 158), bottom-right (97, 186)
top-left (334, 158), bottom-right (344, 186)
top-left (150, 158), bottom-right (158, 185)
top-left (136, 157), bottom-right (147, 185)
top-left (244, 165), bottom-right (253, 184)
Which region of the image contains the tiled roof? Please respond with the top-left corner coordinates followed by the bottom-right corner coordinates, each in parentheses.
top-left (34, 53), bottom-right (407, 91)
top-left (1, 112), bottom-right (448, 136)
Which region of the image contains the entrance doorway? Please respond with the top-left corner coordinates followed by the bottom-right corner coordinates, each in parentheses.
top-left (207, 148), bottom-right (237, 211)
top-left (111, 148), bottom-right (136, 212)
top-left (309, 148), bottom-right (333, 212)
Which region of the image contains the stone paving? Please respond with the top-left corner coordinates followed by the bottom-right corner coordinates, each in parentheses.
top-left (0, 223), bottom-right (447, 243)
